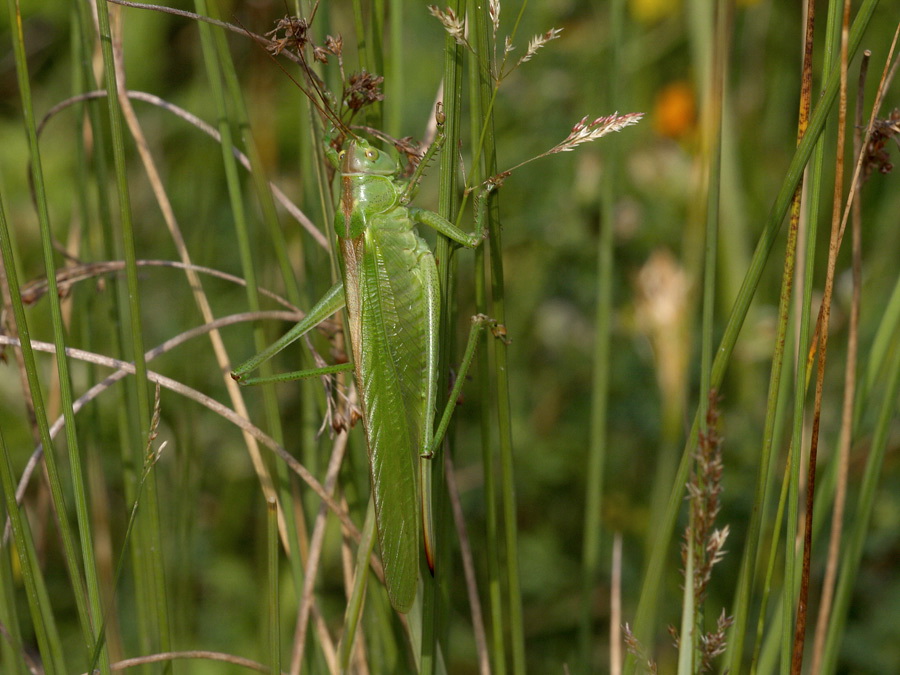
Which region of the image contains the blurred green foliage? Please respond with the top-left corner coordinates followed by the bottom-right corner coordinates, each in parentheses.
top-left (1, 0), bottom-right (898, 673)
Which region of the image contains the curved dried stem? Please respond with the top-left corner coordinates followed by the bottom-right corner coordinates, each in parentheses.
top-left (0, 333), bottom-right (359, 541)
top-left (446, 454), bottom-right (490, 675)
top-left (36, 89), bottom-right (327, 249)
top-left (78, 648), bottom-right (286, 674)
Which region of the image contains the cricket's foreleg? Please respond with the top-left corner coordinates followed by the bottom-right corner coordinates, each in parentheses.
top-left (409, 181), bottom-right (496, 249)
top-left (231, 281), bottom-right (346, 384)
top-left (409, 206), bottom-right (485, 249)
top-left (400, 106), bottom-right (446, 205)
top-left (322, 125), bottom-right (345, 168)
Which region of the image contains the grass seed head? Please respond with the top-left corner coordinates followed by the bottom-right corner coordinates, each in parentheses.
top-left (428, 6), bottom-right (470, 49)
top-left (517, 28), bottom-right (563, 66)
top-left (552, 112), bottom-right (645, 154)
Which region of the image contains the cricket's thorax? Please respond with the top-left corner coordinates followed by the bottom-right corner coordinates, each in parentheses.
top-left (351, 174), bottom-right (399, 216)
top-left (337, 173), bottom-right (397, 239)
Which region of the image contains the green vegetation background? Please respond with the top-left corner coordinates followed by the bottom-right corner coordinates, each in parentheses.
top-left (0, 0), bottom-right (898, 673)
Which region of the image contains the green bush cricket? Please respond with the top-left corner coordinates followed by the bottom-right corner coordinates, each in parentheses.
top-left (231, 104), bottom-right (497, 612)
top-left (227, 5), bottom-right (641, 616)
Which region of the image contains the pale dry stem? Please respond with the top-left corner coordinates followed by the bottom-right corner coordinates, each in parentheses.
top-left (110, 13), bottom-right (292, 549)
top-left (447, 454), bottom-right (491, 675)
top-left (0, 334), bottom-right (359, 540)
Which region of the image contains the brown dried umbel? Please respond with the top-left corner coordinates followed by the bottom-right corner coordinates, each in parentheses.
top-left (266, 15), bottom-right (342, 63)
top-left (344, 70), bottom-right (385, 112)
top-left (862, 108), bottom-right (900, 179)
top-left (266, 14), bottom-right (383, 127)
top-left (266, 15), bottom-right (311, 56)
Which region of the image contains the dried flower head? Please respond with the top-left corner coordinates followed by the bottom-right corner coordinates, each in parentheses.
top-left (551, 112), bottom-right (645, 154)
top-left (489, 0), bottom-right (500, 37)
top-left (698, 609), bottom-right (734, 673)
top-left (478, 111), bottom-right (643, 187)
top-left (862, 108), bottom-right (900, 179)
top-left (517, 28), bottom-right (563, 66)
top-left (623, 623), bottom-right (659, 675)
top-left (682, 391), bottom-right (729, 600)
top-left (312, 45), bottom-right (330, 63)
top-left (266, 15), bottom-right (310, 56)
top-left (143, 384), bottom-right (166, 469)
top-left (325, 34), bottom-right (343, 55)
top-left (344, 70), bottom-right (385, 111)
top-left (312, 35), bottom-right (342, 64)
top-left (635, 249), bottom-right (690, 407)
top-left (428, 5), bottom-right (470, 49)
top-left (428, 2), bottom-right (565, 84)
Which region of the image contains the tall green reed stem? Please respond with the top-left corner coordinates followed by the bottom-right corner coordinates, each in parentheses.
top-left (469, 2), bottom-right (508, 673)
top-left (422, 2), bottom-right (465, 670)
top-left (0, 203), bottom-right (67, 671)
top-left (579, 0), bottom-right (625, 671)
top-left (6, 0), bottom-right (138, 669)
top-left (95, 1), bottom-right (174, 665)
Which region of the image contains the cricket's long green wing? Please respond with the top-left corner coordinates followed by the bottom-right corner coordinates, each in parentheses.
top-left (352, 222), bottom-right (430, 613)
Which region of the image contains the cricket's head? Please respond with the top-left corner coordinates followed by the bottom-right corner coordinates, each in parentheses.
top-left (340, 139), bottom-right (398, 177)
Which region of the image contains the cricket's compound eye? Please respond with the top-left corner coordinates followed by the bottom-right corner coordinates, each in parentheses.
top-left (338, 150), bottom-right (346, 160)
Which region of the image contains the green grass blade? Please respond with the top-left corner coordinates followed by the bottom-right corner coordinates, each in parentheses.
top-left (338, 499), bottom-right (378, 671)
top-left (857, 273), bottom-right (900, 422)
top-left (192, 4), bottom-right (312, 652)
top-left (626, 2), bottom-right (880, 668)
top-left (579, 0), bottom-right (626, 670)
top-left (468, 4), bottom-right (507, 672)
top-left (268, 497), bottom-right (282, 674)
top-left (93, 1), bottom-right (171, 665)
top-left (820, 345), bottom-right (900, 672)
top-left (0, 420), bottom-right (64, 671)
top-left (0, 533), bottom-right (29, 674)
top-left (423, 1), bottom-right (467, 669)
top-left (4, 0), bottom-right (127, 666)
